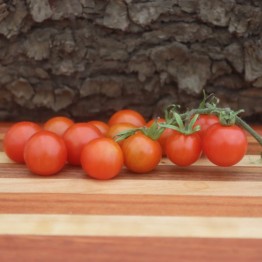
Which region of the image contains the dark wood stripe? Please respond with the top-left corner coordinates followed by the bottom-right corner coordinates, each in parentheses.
top-left (0, 194), bottom-right (261, 217)
top-left (0, 236), bottom-right (261, 262)
top-left (247, 143), bottom-right (262, 154)
top-left (0, 164), bottom-right (261, 181)
top-left (152, 165), bottom-right (262, 181)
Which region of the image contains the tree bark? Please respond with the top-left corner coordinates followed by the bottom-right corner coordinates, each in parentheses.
top-left (0, 0), bottom-right (261, 122)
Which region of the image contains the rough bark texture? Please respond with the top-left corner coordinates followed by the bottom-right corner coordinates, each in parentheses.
top-left (0, 0), bottom-right (261, 122)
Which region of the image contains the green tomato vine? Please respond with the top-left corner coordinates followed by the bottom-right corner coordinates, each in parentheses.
top-left (163, 92), bottom-right (262, 156)
top-left (115, 91), bottom-right (262, 157)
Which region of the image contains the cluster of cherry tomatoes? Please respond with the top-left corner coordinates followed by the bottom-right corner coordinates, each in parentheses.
top-left (3, 108), bottom-right (248, 179)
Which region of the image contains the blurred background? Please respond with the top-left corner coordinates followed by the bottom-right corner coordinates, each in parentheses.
top-left (0, 0), bottom-right (261, 123)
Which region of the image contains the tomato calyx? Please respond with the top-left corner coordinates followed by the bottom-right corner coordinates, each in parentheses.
top-left (142, 119), bottom-right (166, 140)
top-left (218, 108), bottom-right (244, 126)
top-left (114, 118), bottom-right (165, 142)
top-left (159, 113), bottom-right (200, 135)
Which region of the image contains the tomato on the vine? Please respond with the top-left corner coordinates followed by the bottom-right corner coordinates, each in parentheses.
top-left (4, 121), bottom-right (42, 163)
top-left (194, 114), bottom-right (219, 138)
top-left (165, 132), bottom-right (202, 166)
top-left (81, 137), bottom-right (123, 180)
top-left (24, 131), bottom-right (67, 176)
top-left (121, 133), bottom-right (162, 173)
top-left (43, 116), bottom-right (74, 136)
top-left (63, 123), bottom-right (103, 165)
top-left (146, 118), bottom-right (175, 155)
top-left (203, 123), bottom-right (247, 166)
top-left (108, 109), bottom-right (146, 127)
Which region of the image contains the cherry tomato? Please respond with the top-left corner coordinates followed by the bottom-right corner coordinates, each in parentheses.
top-left (121, 133), bottom-right (162, 173)
top-left (87, 120), bottom-right (109, 136)
top-left (203, 123), bottom-right (247, 167)
top-left (63, 123), bottom-right (103, 165)
top-left (165, 132), bottom-right (202, 166)
top-left (108, 109), bottom-right (146, 127)
top-left (43, 116), bottom-right (74, 136)
top-left (146, 118), bottom-right (175, 156)
top-left (3, 121), bottom-right (42, 163)
top-left (24, 131), bottom-right (67, 176)
top-left (81, 137), bottom-right (124, 180)
top-left (194, 114), bottom-right (219, 138)
top-left (106, 123), bottom-right (137, 145)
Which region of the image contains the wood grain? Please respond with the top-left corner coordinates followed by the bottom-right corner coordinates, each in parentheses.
top-left (0, 122), bottom-right (261, 261)
top-left (0, 163), bottom-right (261, 182)
top-left (1, 236), bottom-right (261, 262)
top-left (0, 194), bottom-right (262, 217)
top-left (0, 214), bottom-right (262, 238)
top-left (0, 178), bottom-right (262, 197)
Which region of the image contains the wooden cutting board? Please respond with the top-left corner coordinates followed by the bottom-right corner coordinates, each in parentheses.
top-left (0, 123), bottom-right (261, 262)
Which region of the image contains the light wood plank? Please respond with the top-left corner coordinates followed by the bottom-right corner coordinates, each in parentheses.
top-left (0, 152), bottom-right (13, 163)
top-left (0, 214), bottom-right (262, 238)
top-left (0, 178), bottom-right (262, 196)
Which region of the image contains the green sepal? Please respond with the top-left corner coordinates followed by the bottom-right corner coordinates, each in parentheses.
top-left (219, 109), bottom-right (244, 126)
top-left (114, 128), bottom-right (140, 142)
top-left (143, 119), bottom-right (165, 140)
top-left (159, 113), bottom-right (200, 135)
top-left (174, 112), bottom-right (185, 130)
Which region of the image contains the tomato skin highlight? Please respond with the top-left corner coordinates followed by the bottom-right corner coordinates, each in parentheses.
top-left (121, 133), bottom-right (162, 173)
top-left (81, 138), bottom-right (124, 180)
top-left (165, 132), bottom-right (202, 167)
top-left (43, 116), bottom-right (74, 136)
top-left (203, 123), bottom-right (247, 167)
top-left (24, 131), bottom-right (67, 176)
top-left (63, 123), bottom-right (103, 166)
top-left (108, 109), bottom-right (146, 127)
top-left (4, 121), bottom-right (42, 163)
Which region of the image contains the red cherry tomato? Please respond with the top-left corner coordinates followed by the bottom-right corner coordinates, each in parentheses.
top-left (106, 123), bottom-right (137, 145)
top-left (63, 123), bottom-right (103, 165)
top-left (194, 114), bottom-right (219, 138)
top-left (81, 137), bottom-right (124, 180)
top-left (87, 120), bottom-right (109, 136)
top-left (3, 121), bottom-right (42, 163)
top-left (203, 123), bottom-right (247, 167)
top-left (121, 133), bottom-right (162, 173)
top-left (146, 118), bottom-right (175, 156)
top-left (165, 132), bottom-right (202, 166)
top-left (108, 109), bottom-right (146, 127)
top-left (24, 131), bottom-right (67, 176)
top-left (43, 116), bottom-right (74, 136)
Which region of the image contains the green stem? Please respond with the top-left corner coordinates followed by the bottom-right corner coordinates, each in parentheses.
top-left (177, 108), bottom-right (262, 147)
top-left (236, 116), bottom-right (262, 146)
top-left (180, 108), bottom-right (213, 119)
